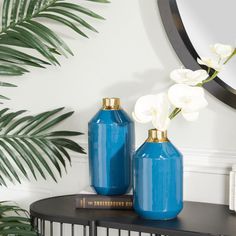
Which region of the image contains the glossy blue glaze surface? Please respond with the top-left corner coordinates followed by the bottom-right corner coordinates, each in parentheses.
top-left (133, 141), bottom-right (183, 220)
top-left (88, 109), bottom-right (134, 195)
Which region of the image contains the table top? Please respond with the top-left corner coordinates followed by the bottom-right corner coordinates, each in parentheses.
top-left (30, 195), bottom-right (236, 236)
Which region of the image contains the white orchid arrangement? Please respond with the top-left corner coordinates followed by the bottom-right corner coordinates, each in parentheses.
top-left (133, 43), bottom-right (236, 131)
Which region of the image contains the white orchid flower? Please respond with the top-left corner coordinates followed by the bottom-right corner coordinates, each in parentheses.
top-left (197, 57), bottom-right (223, 71)
top-left (210, 43), bottom-right (234, 59)
top-left (133, 93), bottom-right (170, 131)
top-left (168, 84), bottom-right (208, 121)
top-left (170, 68), bottom-right (208, 86)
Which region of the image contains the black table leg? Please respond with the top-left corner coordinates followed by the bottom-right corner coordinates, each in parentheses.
top-left (89, 220), bottom-right (97, 236)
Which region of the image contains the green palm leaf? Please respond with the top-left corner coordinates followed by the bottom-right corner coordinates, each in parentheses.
top-left (0, 0), bottom-right (107, 76)
top-left (0, 2), bottom-right (104, 235)
top-left (0, 107), bottom-right (85, 186)
top-left (0, 202), bottom-right (37, 236)
top-left (0, 0), bottom-right (108, 101)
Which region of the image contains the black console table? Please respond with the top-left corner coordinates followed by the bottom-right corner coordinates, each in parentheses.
top-left (30, 195), bottom-right (236, 236)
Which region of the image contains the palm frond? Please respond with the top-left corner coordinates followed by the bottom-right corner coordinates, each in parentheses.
top-left (0, 107), bottom-right (85, 186)
top-left (0, 0), bottom-right (108, 76)
top-left (0, 202), bottom-right (37, 236)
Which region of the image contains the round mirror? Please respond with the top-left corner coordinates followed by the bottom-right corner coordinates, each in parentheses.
top-left (158, 0), bottom-right (236, 108)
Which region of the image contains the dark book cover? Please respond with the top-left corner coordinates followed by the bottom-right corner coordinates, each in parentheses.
top-left (75, 194), bottom-right (133, 210)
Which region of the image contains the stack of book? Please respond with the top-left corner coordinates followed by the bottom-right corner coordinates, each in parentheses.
top-left (75, 186), bottom-right (133, 210)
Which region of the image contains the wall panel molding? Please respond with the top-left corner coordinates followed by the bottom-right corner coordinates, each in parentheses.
top-left (75, 142), bottom-right (236, 175)
top-left (182, 148), bottom-right (236, 175)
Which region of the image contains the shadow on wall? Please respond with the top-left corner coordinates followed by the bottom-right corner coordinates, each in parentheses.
top-left (138, 0), bottom-right (180, 72)
top-left (77, 0), bottom-right (182, 141)
top-left (101, 0), bottom-right (180, 111)
top-left (102, 69), bottom-right (172, 111)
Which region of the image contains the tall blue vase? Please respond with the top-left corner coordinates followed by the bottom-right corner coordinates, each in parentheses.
top-left (88, 98), bottom-right (134, 195)
top-left (133, 129), bottom-right (183, 220)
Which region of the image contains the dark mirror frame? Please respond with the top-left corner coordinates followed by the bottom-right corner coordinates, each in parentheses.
top-left (158, 0), bottom-right (236, 109)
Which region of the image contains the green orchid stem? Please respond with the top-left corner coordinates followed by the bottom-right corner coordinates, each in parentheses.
top-left (202, 70), bottom-right (219, 85)
top-left (224, 50), bottom-right (236, 65)
top-left (169, 50), bottom-right (236, 121)
top-left (201, 51), bottom-right (236, 85)
top-left (169, 108), bottom-right (181, 120)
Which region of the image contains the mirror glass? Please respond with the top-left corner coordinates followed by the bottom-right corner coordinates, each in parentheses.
top-left (176, 0), bottom-right (236, 89)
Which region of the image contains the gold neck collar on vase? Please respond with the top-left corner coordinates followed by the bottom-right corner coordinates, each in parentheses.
top-left (146, 129), bottom-right (168, 143)
top-left (102, 98), bottom-right (120, 110)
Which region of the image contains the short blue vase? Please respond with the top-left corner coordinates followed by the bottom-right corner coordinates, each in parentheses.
top-left (88, 98), bottom-right (134, 195)
top-left (133, 129), bottom-right (183, 220)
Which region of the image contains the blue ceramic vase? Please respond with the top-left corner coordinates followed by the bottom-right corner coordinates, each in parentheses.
top-left (133, 129), bottom-right (183, 220)
top-left (88, 98), bottom-right (134, 195)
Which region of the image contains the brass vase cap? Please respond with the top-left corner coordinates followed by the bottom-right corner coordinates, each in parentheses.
top-left (102, 97), bottom-right (120, 110)
top-left (146, 129), bottom-right (168, 143)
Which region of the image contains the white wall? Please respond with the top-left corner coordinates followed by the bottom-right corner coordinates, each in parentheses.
top-left (1, 0), bottom-right (236, 212)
